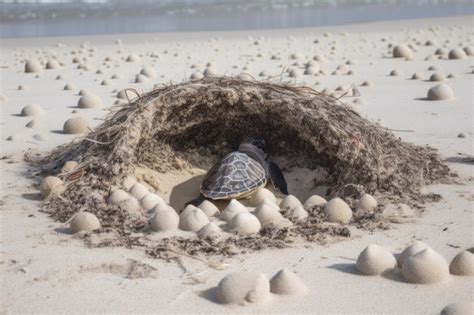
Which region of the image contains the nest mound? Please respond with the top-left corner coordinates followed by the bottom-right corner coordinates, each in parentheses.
top-left (36, 77), bottom-right (450, 257)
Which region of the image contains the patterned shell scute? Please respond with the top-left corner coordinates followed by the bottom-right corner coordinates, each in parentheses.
top-left (201, 152), bottom-right (267, 199)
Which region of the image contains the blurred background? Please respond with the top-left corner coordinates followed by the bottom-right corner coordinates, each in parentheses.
top-left (1, 0), bottom-right (472, 38)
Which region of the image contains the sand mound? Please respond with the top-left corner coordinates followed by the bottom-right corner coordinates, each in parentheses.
top-left (356, 194), bottom-right (377, 213)
top-left (149, 206), bottom-right (179, 232)
top-left (70, 212), bottom-right (101, 233)
top-left (215, 272), bottom-right (270, 304)
top-left (40, 176), bottom-right (66, 198)
top-left (401, 248), bottom-right (449, 284)
top-left (270, 269), bottom-right (308, 295)
top-left (448, 48), bottom-right (467, 60)
top-left (304, 195), bottom-right (327, 209)
top-left (21, 104), bottom-right (44, 116)
top-left (356, 244), bottom-right (397, 275)
top-left (179, 206), bottom-right (209, 232)
top-left (449, 251), bottom-right (474, 276)
top-left (427, 84), bottom-right (454, 100)
top-left (36, 77), bottom-right (450, 256)
top-left (398, 240), bottom-right (429, 267)
top-left (63, 117), bottom-right (89, 134)
top-left (392, 44), bottom-right (414, 59)
top-left (78, 94), bottom-right (103, 108)
top-left (440, 303), bottom-right (473, 315)
top-left (230, 212), bottom-right (261, 235)
top-left (25, 59), bottom-right (42, 73)
top-left (324, 198), bottom-right (352, 224)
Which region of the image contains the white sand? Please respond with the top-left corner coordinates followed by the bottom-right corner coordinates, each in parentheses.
top-left (0, 16), bottom-right (473, 313)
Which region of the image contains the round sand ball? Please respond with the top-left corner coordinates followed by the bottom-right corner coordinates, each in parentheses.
top-left (40, 176), bottom-right (66, 198)
top-left (449, 251), bottom-right (474, 276)
top-left (216, 272), bottom-right (270, 304)
top-left (389, 69), bottom-right (402, 76)
top-left (463, 46), bottom-right (473, 56)
top-left (280, 195), bottom-right (302, 211)
top-left (411, 72), bottom-right (423, 80)
top-left (401, 248), bottom-right (449, 284)
top-left (126, 54), bottom-right (140, 62)
top-left (427, 83), bottom-right (454, 100)
top-left (198, 200), bottom-right (219, 217)
top-left (64, 83), bottom-right (76, 91)
top-left (304, 195), bottom-right (327, 210)
top-left (190, 71), bottom-right (204, 79)
top-left (149, 206), bottom-right (179, 232)
top-left (128, 183), bottom-right (149, 200)
top-left (140, 66), bottom-right (156, 78)
top-left (179, 207), bottom-right (209, 232)
top-left (135, 74), bottom-right (148, 83)
top-left (78, 89), bottom-right (89, 96)
top-left (435, 47), bottom-right (448, 55)
top-left (440, 303), bottom-right (473, 315)
top-left (448, 48), bottom-right (467, 60)
top-left (108, 188), bottom-right (130, 205)
top-left (254, 204), bottom-right (284, 226)
top-left (203, 67), bottom-right (217, 77)
top-left (356, 244), bottom-right (397, 275)
top-left (61, 160), bottom-right (78, 173)
top-left (221, 199), bottom-right (247, 222)
top-left (430, 72), bottom-right (445, 81)
top-left (77, 94), bottom-right (103, 108)
top-left (45, 59), bottom-right (60, 69)
top-left (288, 205), bottom-right (308, 222)
top-left (21, 104), bottom-right (44, 117)
top-left (230, 212), bottom-right (261, 235)
top-left (288, 68), bottom-right (300, 78)
top-left (398, 241), bottom-right (430, 268)
top-left (197, 222), bottom-right (222, 239)
top-left (140, 193), bottom-right (165, 211)
top-left (270, 269), bottom-right (308, 295)
top-left (247, 188), bottom-right (276, 207)
top-left (324, 198), bottom-right (352, 224)
top-left (118, 197), bottom-right (142, 218)
top-left (70, 212), bottom-right (101, 233)
top-left (393, 44), bottom-right (414, 59)
top-left (63, 117), bottom-right (89, 134)
top-left (356, 194), bottom-right (378, 213)
top-left (122, 175), bottom-right (137, 191)
top-left (24, 59), bottom-right (42, 73)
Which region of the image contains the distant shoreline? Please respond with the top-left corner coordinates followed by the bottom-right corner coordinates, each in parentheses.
top-left (1, 1), bottom-right (472, 38)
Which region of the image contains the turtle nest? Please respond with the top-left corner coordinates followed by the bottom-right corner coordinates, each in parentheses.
top-left (33, 77), bottom-right (451, 259)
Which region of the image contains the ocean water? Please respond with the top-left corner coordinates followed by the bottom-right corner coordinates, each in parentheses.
top-left (0, 0), bottom-right (472, 38)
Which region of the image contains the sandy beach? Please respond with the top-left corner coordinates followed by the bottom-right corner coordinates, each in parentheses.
top-left (1, 15), bottom-right (473, 314)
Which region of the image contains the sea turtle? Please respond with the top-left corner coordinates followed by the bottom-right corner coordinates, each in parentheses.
top-left (191, 137), bottom-right (288, 204)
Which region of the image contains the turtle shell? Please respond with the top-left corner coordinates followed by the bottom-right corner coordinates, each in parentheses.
top-left (201, 152), bottom-right (267, 200)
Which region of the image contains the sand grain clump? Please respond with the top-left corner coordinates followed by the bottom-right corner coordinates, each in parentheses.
top-left (216, 272), bottom-right (270, 305)
top-left (254, 204), bottom-right (284, 226)
top-left (270, 269), bottom-right (308, 295)
top-left (108, 189), bottom-right (130, 205)
top-left (140, 193), bottom-right (165, 211)
top-left (401, 248), bottom-right (449, 284)
top-left (197, 222), bottom-right (222, 239)
top-left (356, 244), bottom-right (397, 275)
top-left (61, 161), bottom-right (78, 173)
top-left (449, 251), bottom-right (474, 276)
top-left (448, 48), bottom-right (467, 59)
top-left (70, 212), bottom-right (101, 233)
top-left (287, 205), bottom-right (308, 222)
top-left (280, 195), bottom-right (302, 211)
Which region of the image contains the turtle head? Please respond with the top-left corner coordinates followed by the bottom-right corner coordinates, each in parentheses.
top-left (238, 137), bottom-right (267, 161)
top-left (241, 137), bottom-right (266, 153)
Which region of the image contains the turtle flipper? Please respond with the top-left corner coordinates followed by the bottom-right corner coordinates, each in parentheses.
top-left (269, 162), bottom-right (288, 195)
